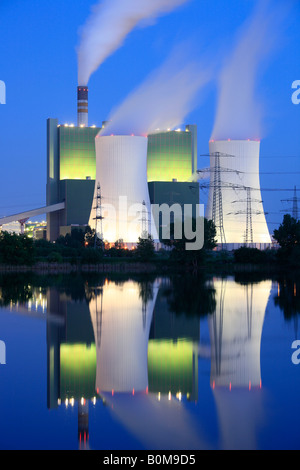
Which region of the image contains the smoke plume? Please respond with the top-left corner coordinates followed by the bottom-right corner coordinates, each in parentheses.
top-left (100, 48), bottom-right (212, 137)
top-left (77, 0), bottom-right (190, 85)
top-left (211, 0), bottom-right (289, 141)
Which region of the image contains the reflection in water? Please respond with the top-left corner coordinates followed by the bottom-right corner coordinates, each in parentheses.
top-left (89, 279), bottom-right (159, 394)
top-left (88, 278), bottom-right (208, 450)
top-left (274, 276), bottom-right (300, 339)
top-left (209, 278), bottom-right (272, 449)
top-left (0, 272), bottom-right (285, 450)
top-left (46, 276), bottom-right (207, 449)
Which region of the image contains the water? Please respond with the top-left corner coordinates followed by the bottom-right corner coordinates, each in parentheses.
top-left (0, 271), bottom-right (299, 450)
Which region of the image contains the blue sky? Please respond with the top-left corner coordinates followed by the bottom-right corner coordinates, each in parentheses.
top-left (0, 0), bottom-right (299, 231)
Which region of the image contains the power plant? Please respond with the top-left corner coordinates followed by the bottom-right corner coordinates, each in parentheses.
top-left (41, 80), bottom-right (201, 246)
top-left (0, 80), bottom-right (274, 251)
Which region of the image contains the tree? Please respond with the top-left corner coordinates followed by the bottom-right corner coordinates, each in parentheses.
top-left (273, 214), bottom-right (300, 248)
top-left (84, 226), bottom-right (96, 247)
top-left (0, 232), bottom-right (35, 265)
top-left (162, 217), bottom-right (217, 267)
top-left (135, 234), bottom-right (155, 261)
top-left (56, 228), bottom-right (85, 248)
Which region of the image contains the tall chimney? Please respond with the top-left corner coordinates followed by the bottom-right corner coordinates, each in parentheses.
top-left (77, 86), bottom-right (88, 127)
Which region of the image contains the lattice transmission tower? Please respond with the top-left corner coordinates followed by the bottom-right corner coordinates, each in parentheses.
top-left (93, 183), bottom-right (104, 248)
top-left (281, 186), bottom-right (299, 221)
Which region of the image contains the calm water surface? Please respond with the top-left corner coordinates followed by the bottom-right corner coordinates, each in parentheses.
top-left (0, 272), bottom-right (299, 450)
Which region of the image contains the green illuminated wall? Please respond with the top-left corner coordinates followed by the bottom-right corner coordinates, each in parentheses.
top-left (147, 130), bottom-right (193, 182)
top-left (59, 126), bottom-right (100, 180)
top-left (147, 339), bottom-right (198, 398)
top-left (60, 343), bottom-right (97, 400)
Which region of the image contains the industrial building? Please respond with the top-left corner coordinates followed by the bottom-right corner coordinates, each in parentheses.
top-left (46, 86), bottom-right (200, 243)
top-left (147, 125), bottom-right (197, 182)
top-left (46, 119), bottom-right (102, 241)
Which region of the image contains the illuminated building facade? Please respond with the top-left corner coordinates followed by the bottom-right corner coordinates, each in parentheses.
top-left (47, 118), bottom-right (199, 242)
top-left (147, 125), bottom-right (197, 182)
top-left (46, 118), bottom-right (101, 241)
top-left (25, 221), bottom-right (47, 239)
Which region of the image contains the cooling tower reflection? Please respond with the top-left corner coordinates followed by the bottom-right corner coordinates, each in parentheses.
top-left (209, 277), bottom-right (272, 449)
top-left (88, 279), bottom-right (159, 394)
top-left (91, 278), bottom-right (207, 450)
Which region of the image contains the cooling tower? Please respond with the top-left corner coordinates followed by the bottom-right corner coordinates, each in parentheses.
top-left (89, 135), bottom-right (158, 244)
top-left (77, 86), bottom-right (88, 127)
top-left (89, 280), bottom-right (159, 393)
top-left (206, 140), bottom-right (271, 246)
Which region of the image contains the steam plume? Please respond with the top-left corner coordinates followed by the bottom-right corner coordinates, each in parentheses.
top-left (211, 0), bottom-right (289, 141)
top-left (77, 0), bottom-right (190, 85)
top-left (100, 48), bottom-right (212, 137)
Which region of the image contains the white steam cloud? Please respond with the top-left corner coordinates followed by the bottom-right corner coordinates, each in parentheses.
top-left (100, 48), bottom-right (212, 137)
top-left (211, 0), bottom-right (289, 141)
top-left (77, 0), bottom-right (190, 85)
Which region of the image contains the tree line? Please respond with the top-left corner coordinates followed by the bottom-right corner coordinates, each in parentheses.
top-left (0, 214), bottom-right (299, 269)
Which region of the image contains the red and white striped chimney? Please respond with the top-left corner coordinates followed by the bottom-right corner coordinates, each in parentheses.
top-left (77, 86), bottom-right (88, 127)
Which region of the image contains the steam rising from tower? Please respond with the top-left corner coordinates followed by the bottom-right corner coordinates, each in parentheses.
top-left (100, 47), bottom-right (211, 137)
top-left (77, 0), bottom-right (190, 86)
top-left (211, 0), bottom-right (288, 141)
top-left (77, 86), bottom-right (88, 127)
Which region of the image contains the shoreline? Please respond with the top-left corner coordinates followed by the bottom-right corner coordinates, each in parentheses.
top-left (0, 259), bottom-right (286, 276)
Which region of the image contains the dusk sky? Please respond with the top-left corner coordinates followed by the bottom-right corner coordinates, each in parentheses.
top-left (0, 0), bottom-right (299, 232)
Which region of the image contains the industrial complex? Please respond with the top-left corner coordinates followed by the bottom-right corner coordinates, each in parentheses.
top-left (0, 83), bottom-right (272, 250)
top-left (45, 85), bottom-right (200, 245)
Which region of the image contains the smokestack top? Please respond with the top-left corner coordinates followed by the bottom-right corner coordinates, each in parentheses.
top-left (77, 86), bottom-right (88, 101)
top-left (77, 86), bottom-right (88, 127)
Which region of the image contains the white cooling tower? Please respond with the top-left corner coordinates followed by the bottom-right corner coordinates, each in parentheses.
top-left (89, 135), bottom-right (157, 244)
top-left (89, 280), bottom-right (159, 393)
top-left (206, 140), bottom-right (271, 246)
